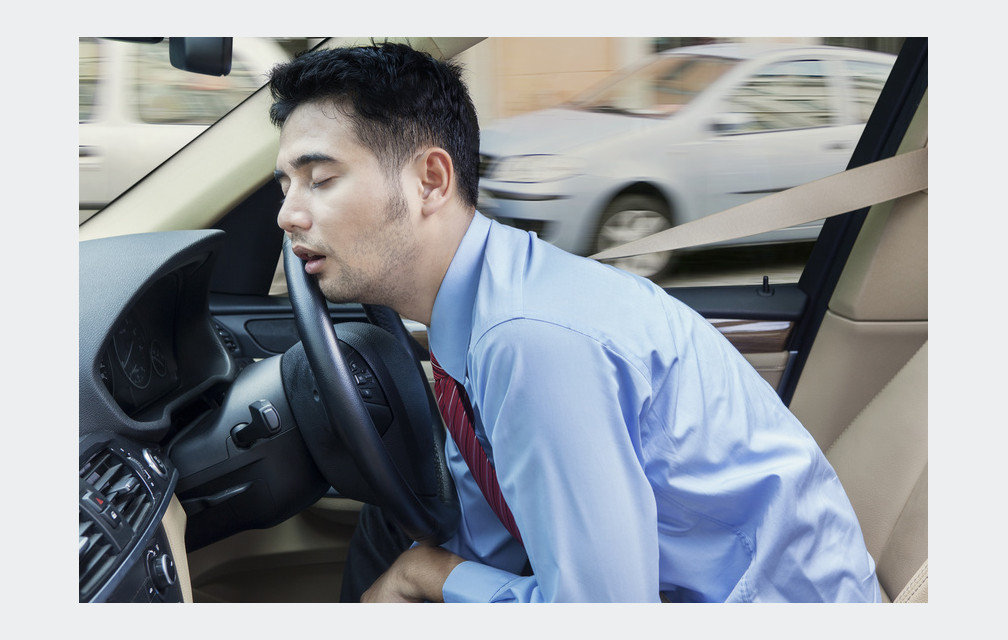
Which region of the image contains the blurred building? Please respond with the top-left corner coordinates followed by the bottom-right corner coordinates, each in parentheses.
top-left (456, 37), bottom-right (904, 127)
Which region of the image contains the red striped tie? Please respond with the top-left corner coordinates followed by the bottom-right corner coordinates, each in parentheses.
top-left (430, 353), bottom-right (523, 546)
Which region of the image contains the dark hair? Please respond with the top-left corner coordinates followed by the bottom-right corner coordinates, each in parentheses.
top-left (268, 41), bottom-right (480, 209)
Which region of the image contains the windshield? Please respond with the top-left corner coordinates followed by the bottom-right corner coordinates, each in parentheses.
top-left (78, 37), bottom-right (300, 223)
top-left (80, 37), bottom-right (901, 290)
top-left (568, 54), bottom-right (738, 117)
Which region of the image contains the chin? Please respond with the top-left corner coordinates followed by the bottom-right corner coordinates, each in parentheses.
top-left (318, 287), bottom-right (352, 305)
top-left (314, 278), bottom-right (344, 303)
top-left (319, 280), bottom-right (369, 307)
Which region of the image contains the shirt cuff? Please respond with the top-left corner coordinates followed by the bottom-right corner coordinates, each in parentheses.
top-left (442, 560), bottom-right (520, 603)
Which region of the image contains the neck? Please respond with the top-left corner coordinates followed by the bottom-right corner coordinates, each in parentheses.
top-left (396, 206), bottom-right (474, 327)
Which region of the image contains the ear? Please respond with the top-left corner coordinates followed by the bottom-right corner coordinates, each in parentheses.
top-left (416, 147), bottom-right (454, 216)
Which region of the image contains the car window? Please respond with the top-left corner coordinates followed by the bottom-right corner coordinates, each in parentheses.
top-left (841, 60), bottom-right (893, 123)
top-left (79, 37), bottom-right (100, 122)
top-left (79, 38), bottom-right (294, 222)
top-left (461, 38), bottom-right (899, 291)
top-left (133, 41), bottom-right (266, 125)
top-left (76, 38), bottom-right (898, 296)
top-left (721, 59), bottom-right (835, 132)
top-left (571, 54), bottom-right (738, 116)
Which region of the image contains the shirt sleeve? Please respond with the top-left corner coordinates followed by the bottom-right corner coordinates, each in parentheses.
top-left (445, 318), bottom-right (661, 602)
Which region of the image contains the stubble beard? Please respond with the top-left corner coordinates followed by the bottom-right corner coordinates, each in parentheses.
top-left (317, 185), bottom-right (419, 313)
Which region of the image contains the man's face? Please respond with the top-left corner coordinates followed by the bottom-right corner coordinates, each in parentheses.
top-left (275, 102), bottom-right (420, 307)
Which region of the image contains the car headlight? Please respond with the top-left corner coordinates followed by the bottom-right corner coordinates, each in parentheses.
top-left (490, 154), bottom-right (585, 183)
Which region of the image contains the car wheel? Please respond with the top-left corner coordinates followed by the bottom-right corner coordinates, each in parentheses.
top-left (593, 193), bottom-right (673, 279)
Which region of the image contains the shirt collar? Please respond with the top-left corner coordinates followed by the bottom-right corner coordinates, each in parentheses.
top-left (428, 211), bottom-right (491, 382)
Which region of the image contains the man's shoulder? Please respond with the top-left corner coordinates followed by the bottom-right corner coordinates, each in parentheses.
top-left (481, 220), bottom-right (666, 311)
top-left (471, 254), bottom-right (693, 384)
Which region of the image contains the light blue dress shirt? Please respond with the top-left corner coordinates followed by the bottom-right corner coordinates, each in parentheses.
top-left (427, 212), bottom-right (880, 603)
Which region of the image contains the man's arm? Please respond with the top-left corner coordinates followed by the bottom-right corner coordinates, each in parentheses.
top-left (360, 544), bottom-right (465, 603)
top-left (365, 319), bottom-right (662, 603)
top-left (360, 434), bottom-right (531, 603)
top-left (459, 319), bottom-right (661, 602)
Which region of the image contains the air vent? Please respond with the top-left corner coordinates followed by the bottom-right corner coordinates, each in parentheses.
top-left (79, 449), bottom-right (155, 600)
top-left (79, 511), bottom-right (117, 600)
top-left (80, 450), bottom-right (154, 531)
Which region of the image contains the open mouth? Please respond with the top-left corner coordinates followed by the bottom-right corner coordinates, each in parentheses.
top-left (293, 246), bottom-right (326, 274)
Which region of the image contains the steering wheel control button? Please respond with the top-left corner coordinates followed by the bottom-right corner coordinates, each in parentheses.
top-left (231, 400), bottom-right (283, 447)
top-left (341, 350), bottom-right (385, 404)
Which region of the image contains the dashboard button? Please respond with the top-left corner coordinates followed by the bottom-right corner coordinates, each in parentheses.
top-left (142, 448), bottom-right (168, 478)
top-left (102, 507), bottom-right (122, 529)
top-left (147, 551), bottom-right (177, 592)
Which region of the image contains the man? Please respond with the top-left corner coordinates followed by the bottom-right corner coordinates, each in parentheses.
top-left (268, 42), bottom-right (880, 603)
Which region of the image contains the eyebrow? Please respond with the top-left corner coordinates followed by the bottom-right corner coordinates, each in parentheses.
top-left (273, 152), bottom-right (339, 183)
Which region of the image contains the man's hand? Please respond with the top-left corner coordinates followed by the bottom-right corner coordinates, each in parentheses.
top-left (361, 544), bottom-right (466, 603)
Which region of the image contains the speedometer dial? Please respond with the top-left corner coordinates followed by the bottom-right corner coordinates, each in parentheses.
top-left (113, 312), bottom-right (151, 389)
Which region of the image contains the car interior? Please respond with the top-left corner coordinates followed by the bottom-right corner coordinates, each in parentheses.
top-left (78, 36), bottom-right (927, 604)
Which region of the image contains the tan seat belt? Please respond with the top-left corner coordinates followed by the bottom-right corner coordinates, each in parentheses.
top-left (590, 146), bottom-right (927, 261)
top-left (894, 559), bottom-right (928, 603)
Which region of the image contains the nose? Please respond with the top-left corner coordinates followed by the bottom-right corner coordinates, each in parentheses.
top-left (276, 190), bottom-right (311, 233)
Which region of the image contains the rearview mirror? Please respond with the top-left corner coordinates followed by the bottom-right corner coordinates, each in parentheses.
top-left (168, 37), bottom-right (233, 76)
top-left (105, 37), bottom-right (233, 76)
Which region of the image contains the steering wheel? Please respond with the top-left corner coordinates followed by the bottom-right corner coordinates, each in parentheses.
top-left (282, 236), bottom-right (459, 544)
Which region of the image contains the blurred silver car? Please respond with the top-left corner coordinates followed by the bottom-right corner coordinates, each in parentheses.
top-left (477, 43), bottom-right (895, 277)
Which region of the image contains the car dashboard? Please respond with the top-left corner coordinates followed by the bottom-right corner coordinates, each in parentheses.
top-left (79, 230), bottom-right (237, 602)
top-left (79, 431), bottom-right (182, 602)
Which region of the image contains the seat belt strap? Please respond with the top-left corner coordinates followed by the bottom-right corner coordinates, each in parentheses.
top-left (894, 558), bottom-right (928, 603)
top-left (590, 146), bottom-right (927, 261)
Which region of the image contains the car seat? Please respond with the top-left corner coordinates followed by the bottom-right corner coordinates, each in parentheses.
top-left (789, 94), bottom-right (928, 602)
top-left (824, 341), bottom-right (927, 602)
